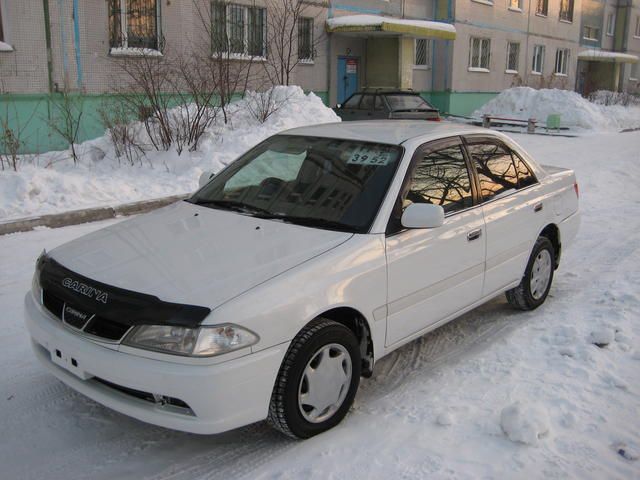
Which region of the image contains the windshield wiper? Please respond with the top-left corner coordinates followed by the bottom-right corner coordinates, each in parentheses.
top-left (265, 214), bottom-right (358, 233)
top-left (189, 199), bottom-right (273, 216)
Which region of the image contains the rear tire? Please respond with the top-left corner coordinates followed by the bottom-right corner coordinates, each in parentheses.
top-left (268, 319), bottom-right (361, 439)
top-left (506, 236), bottom-right (555, 311)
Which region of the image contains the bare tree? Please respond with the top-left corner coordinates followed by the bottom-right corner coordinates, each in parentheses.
top-left (97, 98), bottom-right (146, 165)
top-left (49, 90), bottom-right (84, 164)
top-left (262, 0), bottom-right (326, 86)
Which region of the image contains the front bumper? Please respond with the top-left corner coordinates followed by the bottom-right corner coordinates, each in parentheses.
top-left (24, 293), bottom-right (288, 434)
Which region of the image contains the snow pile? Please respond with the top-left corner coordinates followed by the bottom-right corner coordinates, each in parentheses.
top-left (500, 401), bottom-right (550, 445)
top-left (0, 86), bottom-right (340, 221)
top-left (473, 87), bottom-right (640, 131)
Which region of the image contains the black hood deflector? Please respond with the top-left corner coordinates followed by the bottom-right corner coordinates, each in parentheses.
top-left (37, 255), bottom-right (211, 328)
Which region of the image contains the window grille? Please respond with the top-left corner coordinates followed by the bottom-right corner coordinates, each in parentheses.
top-left (109, 0), bottom-right (160, 50)
top-left (469, 37), bottom-right (491, 70)
top-left (211, 2), bottom-right (266, 57)
top-left (506, 42), bottom-right (519, 72)
top-left (298, 17), bottom-right (313, 60)
top-left (414, 39), bottom-right (431, 67)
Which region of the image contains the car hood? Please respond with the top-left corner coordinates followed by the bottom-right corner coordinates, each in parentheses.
top-left (48, 201), bottom-right (352, 309)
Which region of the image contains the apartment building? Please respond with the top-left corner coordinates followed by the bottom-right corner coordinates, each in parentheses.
top-left (0, 0), bottom-right (638, 153)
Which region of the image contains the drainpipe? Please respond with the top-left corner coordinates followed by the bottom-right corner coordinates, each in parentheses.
top-left (57, 0), bottom-right (69, 89)
top-left (72, 0), bottom-right (83, 89)
top-left (524, 0), bottom-right (532, 86)
top-left (42, 0), bottom-right (54, 93)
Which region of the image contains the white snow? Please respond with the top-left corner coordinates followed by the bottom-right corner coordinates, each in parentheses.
top-left (0, 41), bottom-right (13, 52)
top-left (1, 130), bottom-right (639, 479)
top-left (326, 14), bottom-right (457, 34)
top-left (577, 49), bottom-right (639, 63)
top-left (500, 401), bottom-right (550, 445)
top-left (0, 86), bottom-right (339, 221)
top-left (590, 327), bottom-right (615, 347)
top-left (109, 47), bottom-right (163, 57)
top-left (473, 86), bottom-right (640, 131)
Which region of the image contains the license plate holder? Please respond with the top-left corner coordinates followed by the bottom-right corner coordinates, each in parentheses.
top-left (50, 347), bottom-right (92, 380)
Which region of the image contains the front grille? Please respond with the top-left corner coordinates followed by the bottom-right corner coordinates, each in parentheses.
top-left (42, 289), bottom-right (131, 343)
top-left (94, 378), bottom-right (193, 414)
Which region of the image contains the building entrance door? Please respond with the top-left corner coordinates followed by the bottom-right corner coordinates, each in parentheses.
top-left (337, 57), bottom-right (359, 104)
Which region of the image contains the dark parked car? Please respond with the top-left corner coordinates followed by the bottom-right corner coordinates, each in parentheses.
top-left (334, 90), bottom-right (441, 122)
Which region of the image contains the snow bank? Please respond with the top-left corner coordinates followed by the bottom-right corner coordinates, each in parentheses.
top-left (500, 401), bottom-right (550, 445)
top-left (473, 87), bottom-right (640, 131)
top-left (0, 86), bottom-right (340, 221)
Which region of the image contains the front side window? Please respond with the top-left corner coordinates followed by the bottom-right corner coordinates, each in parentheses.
top-left (555, 48), bottom-right (570, 75)
top-left (405, 145), bottom-right (474, 214)
top-left (469, 37), bottom-right (491, 70)
top-left (212, 1), bottom-right (266, 57)
top-left (532, 44), bottom-right (545, 74)
top-left (191, 135), bottom-right (403, 233)
top-left (536, 0), bottom-right (548, 16)
top-left (506, 42), bottom-right (520, 72)
top-left (559, 0), bottom-right (574, 22)
top-left (414, 38), bottom-right (432, 68)
top-left (606, 13), bottom-right (615, 36)
top-left (467, 142), bottom-right (518, 201)
top-left (359, 94), bottom-right (375, 110)
top-left (343, 94), bottom-right (362, 108)
top-left (109, 0), bottom-right (160, 50)
top-left (298, 17), bottom-right (314, 61)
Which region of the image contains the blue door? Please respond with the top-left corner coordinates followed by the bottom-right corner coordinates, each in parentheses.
top-left (337, 57), bottom-right (359, 104)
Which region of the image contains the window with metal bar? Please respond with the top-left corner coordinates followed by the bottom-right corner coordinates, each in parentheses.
top-left (109, 0), bottom-right (160, 50)
top-left (414, 38), bottom-right (431, 68)
top-left (554, 48), bottom-right (570, 75)
top-left (559, 0), bottom-right (574, 22)
top-left (532, 44), bottom-right (544, 74)
top-left (536, 0), bottom-right (548, 16)
top-left (469, 37), bottom-right (491, 70)
top-left (506, 42), bottom-right (519, 72)
top-left (298, 17), bottom-right (314, 61)
top-left (211, 2), bottom-right (266, 57)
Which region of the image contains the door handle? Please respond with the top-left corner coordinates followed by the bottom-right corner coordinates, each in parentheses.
top-left (467, 229), bottom-right (482, 241)
top-left (534, 202), bottom-right (543, 212)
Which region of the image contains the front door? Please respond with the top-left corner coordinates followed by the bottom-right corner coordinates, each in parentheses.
top-left (385, 137), bottom-right (486, 347)
top-left (337, 57), bottom-right (359, 105)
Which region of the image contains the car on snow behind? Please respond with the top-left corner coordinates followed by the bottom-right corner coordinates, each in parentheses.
top-left (25, 121), bottom-right (580, 439)
top-left (334, 90), bottom-right (441, 122)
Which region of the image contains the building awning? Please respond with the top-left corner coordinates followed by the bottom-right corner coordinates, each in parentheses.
top-left (577, 49), bottom-right (639, 64)
top-left (326, 14), bottom-right (456, 40)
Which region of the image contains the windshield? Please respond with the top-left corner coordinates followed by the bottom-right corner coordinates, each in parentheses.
top-left (385, 94), bottom-right (433, 111)
top-left (189, 135), bottom-right (403, 233)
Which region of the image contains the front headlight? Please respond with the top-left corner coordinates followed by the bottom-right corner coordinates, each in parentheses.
top-left (123, 324), bottom-right (259, 357)
top-left (32, 249), bottom-right (46, 303)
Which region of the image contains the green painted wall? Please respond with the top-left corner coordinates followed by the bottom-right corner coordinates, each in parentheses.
top-left (422, 91), bottom-right (498, 117)
top-left (1, 90), bottom-right (330, 154)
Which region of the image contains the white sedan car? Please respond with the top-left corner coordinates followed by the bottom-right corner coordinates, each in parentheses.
top-left (25, 121), bottom-right (580, 438)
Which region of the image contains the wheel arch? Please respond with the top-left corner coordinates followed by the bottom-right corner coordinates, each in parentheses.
top-left (304, 306), bottom-right (375, 378)
top-left (539, 223), bottom-right (561, 268)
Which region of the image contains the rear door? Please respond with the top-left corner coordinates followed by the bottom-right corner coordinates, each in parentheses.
top-left (463, 136), bottom-right (545, 296)
top-left (385, 137), bottom-right (485, 347)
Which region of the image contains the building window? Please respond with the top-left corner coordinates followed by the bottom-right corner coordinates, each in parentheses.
top-left (536, 0), bottom-right (548, 16)
top-left (469, 37), bottom-right (491, 70)
top-left (635, 16), bottom-right (640, 37)
top-left (554, 48), bottom-right (570, 75)
top-left (509, 0), bottom-right (522, 10)
top-left (630, 62), bottom-right (639, 81)
top-left (506, 42), bottom-right (520, 72)
top-left (414, 38), bottom-right (432, 68)
top-left (532, 44), bottom-right (545, 74)
top-left (0, 3), bottom-right (4, 43)
top-left (212, 2), bottom-right (266, 57)
top-left (109, 0), bottom-right (160, 51)
top-left (583, 26), bottom-right (600, 41)
top-left (606, 13), bottom-right (615, 36)
top-left (298, 17), bottom-right (314, 61)
top-left (559, 0), bottom-right (574, 22)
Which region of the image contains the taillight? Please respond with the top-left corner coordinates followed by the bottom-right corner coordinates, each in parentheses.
top-left (427, 117), bottom-right (441, 122)
top-left (573, 181), bottom-right (579, 199)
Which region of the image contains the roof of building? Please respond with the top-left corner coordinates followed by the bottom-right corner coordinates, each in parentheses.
top-left (325, 15), bottom-right (456, 40)
top-left (281, 121), bottom-right (489, 145)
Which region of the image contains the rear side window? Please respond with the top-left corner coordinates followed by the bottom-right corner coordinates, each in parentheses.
top-left (405, 145), bottom-right (474, 214)
top-left (374, 95), bottom-right (385, 111)
top-left (343, 94), bottom-right (362, 108)
top-left (512, 152), bottom-right (537, 188)
top-left (467, 142), bottom-right (518, 201)
top-left (360, 94), bottom-right (375, 110)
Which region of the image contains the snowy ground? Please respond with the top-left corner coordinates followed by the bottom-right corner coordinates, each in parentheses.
top-left (1, 131), bottom-right (639, 479)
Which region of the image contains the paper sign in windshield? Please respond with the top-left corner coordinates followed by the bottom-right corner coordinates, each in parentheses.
top-left (347, 146), bottom-right (392, 166)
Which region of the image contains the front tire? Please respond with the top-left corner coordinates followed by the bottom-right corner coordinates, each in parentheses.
top-left (506, 236), bottom-right (555, 311)
top-left (268, 319), bottom-right (361, 439)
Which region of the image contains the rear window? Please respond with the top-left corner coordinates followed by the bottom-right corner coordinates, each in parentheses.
top-left (385, 94), bottom-right (432, 111)
top-left (343, 94), bottom-right (362, 108)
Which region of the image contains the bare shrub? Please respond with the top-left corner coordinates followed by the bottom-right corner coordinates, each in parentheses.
top-left (49, 90), bottom-right (84, 164)
top-left (588, 90), bottom-right (640, 107)
top-left (244, 87), bottom-right (292, 123)
top-left (97, 98), bottom-right (146, 165)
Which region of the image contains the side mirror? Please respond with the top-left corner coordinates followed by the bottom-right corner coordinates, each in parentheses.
top-left (401, 203), bottom-right (445, 229)
top-left (336, 103), bottom-right (342, 109)
top-left (198, 170), bottom-right (215, 188)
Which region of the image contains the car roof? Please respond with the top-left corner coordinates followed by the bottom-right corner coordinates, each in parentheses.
top-left (358, 89), bottom-right (421, 95)
top-left (281, 121), bottom-right (495, 145)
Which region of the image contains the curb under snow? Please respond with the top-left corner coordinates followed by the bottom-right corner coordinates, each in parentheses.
top-left (0, 194), bottom-right (189, 236)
